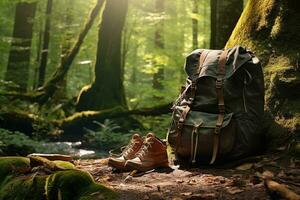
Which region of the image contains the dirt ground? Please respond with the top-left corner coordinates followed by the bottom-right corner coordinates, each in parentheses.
top-left (76, 153), bottom-right (300, 200)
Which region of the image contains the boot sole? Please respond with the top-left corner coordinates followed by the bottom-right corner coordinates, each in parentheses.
top-left (125, 161), bottom-right (169, 172)
top-left (108, 159), bottom-right (132, 172)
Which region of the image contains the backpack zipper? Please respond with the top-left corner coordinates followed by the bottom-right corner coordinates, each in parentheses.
top-left (243, 78), bottom-right (248, 113)
top-left (242, 69), bottom-right (252, 113)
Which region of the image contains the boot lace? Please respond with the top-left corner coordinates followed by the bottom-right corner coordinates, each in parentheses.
top-left (122, 140), bottom-right (140, 158)
top-left (136, 141), bottom-right (154, 160)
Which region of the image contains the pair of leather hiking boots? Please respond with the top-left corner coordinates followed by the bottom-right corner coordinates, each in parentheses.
top-left (108, 133), bottom-right (169, 172)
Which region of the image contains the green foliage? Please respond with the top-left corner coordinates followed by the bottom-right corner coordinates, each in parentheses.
top-left (0, 129), bottom-right (38, 156)
top-left (83, 119), bottom-right (131, 151)
top-left (0, 128), bottom-right (70, 156)
top-left (138, 114), bottom-right (172, 139)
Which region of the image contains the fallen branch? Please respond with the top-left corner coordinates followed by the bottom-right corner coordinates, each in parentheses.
top-left (0, 103), bottom-right (172, 140)
top-left (57, 103), bottom-right (172, 140)
top-left (264, 179), bottom-right (300, 200)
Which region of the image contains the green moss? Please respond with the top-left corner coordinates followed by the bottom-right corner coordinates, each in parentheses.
top-left (53, 160), bottom-right (76, 169)
top-left (0, 157), bottom-right (117, 200)
top-left (0, 157), bottom-right (30, 184)
top-left (0, 175), bottom-right (47, 200)
top-left (46, 169), bottom-right (117, 200)
top-left (78, 183), bottom-right (118, 200)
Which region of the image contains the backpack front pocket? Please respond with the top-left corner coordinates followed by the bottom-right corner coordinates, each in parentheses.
top-left (168, 106), bottom-right (236, 164)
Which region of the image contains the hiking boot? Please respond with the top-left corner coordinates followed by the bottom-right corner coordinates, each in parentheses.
top-left (108, 133), bottom-right (143, 171)
top-left (125, 133), bottom-right (169, 172)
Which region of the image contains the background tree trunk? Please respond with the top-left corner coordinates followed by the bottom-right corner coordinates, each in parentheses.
top-left (53, 0), bottom-right (74, 102)
top-left (152, 0), bottom-right (165, 91)
top-left (76, 0), bottom-right (129, 111)
top-left (226, 0), bottom-right (300, 142)
top-left (210, 0), bottom-right (243, 49)
top-left (192, 0), bottom-right (199, 49)
top-left (36, 0), bottom-right (104, 104)
top-left (37, 0), bottom-right (53, 87)
top-left (5, 2), bottom-right (37, 92)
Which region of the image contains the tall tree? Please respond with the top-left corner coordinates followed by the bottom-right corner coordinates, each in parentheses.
top-left (37, 0), bottom-right (53, 87)
top-left (76, 0), bottom-right (129, 111)
top-left (192, 0), bottom-right (199, 49)
top-left (210, 0), bottom-right (243, 49)
top-left (35, 0), bottom-right (104, 104)
top-left (226, 0), bottom-right (300, 138)
top-left (5, 2), bottom-right (37, 92)
top-left (152, 0), bottom-right (165, 91)
top-left (53, 0), bottom-right (73, 101)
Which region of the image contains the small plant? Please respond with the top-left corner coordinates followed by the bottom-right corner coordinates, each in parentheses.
top-left (84, 119), bottom-right (131, 151)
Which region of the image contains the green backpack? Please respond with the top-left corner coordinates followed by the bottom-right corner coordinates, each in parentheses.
top-left (167, 46), bottom-right (265, 165)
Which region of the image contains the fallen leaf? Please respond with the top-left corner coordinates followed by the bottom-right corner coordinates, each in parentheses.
top-left (187, 179), bottom-right (197, 185)
top-left (176, 179), bottom-right (184, 184)
top-left (181, 192), bottom-right (192, 196)
top-left (144, 184), bottom-right (153, 188)
top-left (262, 170), bottom-right (274, 178)
top-left (236, 163), bottom-right (253, 170)
top-left (228, 188), bottom-right (243, 194)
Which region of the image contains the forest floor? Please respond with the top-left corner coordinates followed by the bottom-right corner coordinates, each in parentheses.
top-left (76, 153), bottom-right (300, 200)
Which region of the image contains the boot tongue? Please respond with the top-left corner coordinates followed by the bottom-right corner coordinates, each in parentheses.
top-left (146, 132), bottom-right (155, 138)
top-left (132, 133), bottom-right (141, 140)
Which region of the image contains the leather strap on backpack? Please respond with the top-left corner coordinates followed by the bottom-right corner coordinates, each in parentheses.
top-left (189, 50), bottom-right (209, 104)
top-left (197, 50), bottom-right (209, 74)
top-left (210, 50), bottom-right (228, 164)
top-left (175, 51), bottom-right (209, 155)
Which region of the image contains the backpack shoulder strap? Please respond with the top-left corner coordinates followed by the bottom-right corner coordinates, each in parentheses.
top-left (210, 50), bottom-right (228, 164)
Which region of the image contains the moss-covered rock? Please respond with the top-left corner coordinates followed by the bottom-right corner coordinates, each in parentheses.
top-left (0, 174), bottom-right (47, 200)
top-left (0, 156), bottom-right (117, 200)
top-left (46, 170), bottom-right (117, 200)
top-left (53, 160), bottom-right (76, 169)
top-left (0, 157), bottom-right (31, 184)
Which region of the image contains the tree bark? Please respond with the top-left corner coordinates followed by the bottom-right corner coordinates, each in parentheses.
top-left (210, 0), bottom-right (243, 49)
top-left (53, 0), bottom-right (74, 102)
top-left (226, 0), bottom-right (300, 135)
top-left (37, 0), bottom-right (53, 87)
top-left (76, 0), bottom-right (129, 111)
top-left (152, 0), bottom-right (165, 91)
top-left (5, 2), bottom-right (37, 92)
top-left (192, 0), bottom-right (199, 49)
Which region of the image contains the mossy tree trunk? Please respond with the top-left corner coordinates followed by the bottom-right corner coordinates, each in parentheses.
top-left (76, 0), bottom-right (129, 111)
top-left (226, 0), bottom-right (300, 136)
top-left (5, 2), bottom-right (37, 92)
top-left (210, 0), bottom-right (243, 49)
top-left (37, 0), bottom-right (53, 88)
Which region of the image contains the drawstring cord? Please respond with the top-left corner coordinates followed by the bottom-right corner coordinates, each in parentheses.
top-left (191, 126), bottom-right (199, 163)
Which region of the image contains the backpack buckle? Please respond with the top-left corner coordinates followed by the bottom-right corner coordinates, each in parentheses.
top-left (216, 79), bottom-right (222, 89)
top-left (214, 125), bottom-right (221, 135)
